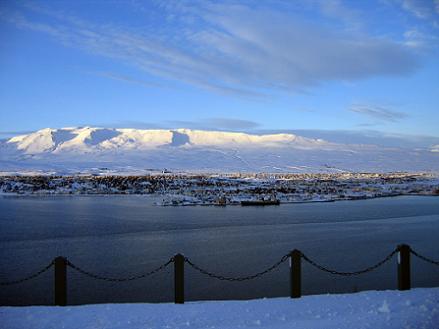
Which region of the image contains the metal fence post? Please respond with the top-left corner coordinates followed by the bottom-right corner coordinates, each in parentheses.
top-left (54, 256), bottom-right (67, 306)
top-left (174, 254), bottom-right (185, 304)
top-left (290, 249), bottom-right (301, 298)
top-left (397, 244), bottom-right (411, 291)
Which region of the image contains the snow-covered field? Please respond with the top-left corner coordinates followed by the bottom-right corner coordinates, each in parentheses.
top-left (1, 288), bottom-right (438, 329)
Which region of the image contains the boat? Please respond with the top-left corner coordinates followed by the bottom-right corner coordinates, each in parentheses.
top-left (241, 200), bottom-right (280, 206)
top-left (215, 195), bottom-right (227, 206)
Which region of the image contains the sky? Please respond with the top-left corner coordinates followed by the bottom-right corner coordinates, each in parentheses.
top-left (0, 0), bottom-right (438, 143)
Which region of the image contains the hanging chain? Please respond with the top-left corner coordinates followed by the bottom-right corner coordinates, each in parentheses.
top-left (301, 248), bottom-right (399, 276)
top-left (0, 261), bottom-right (54, 286)
top-left (184, 254), bottom-right (290, 281)
top-left (66, 258), bottom-right (174, 282)
top-left (410, 248), bottom-right (439, 266)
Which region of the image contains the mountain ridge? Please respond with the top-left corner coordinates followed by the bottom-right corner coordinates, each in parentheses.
top-left (4, 127), bottom-right (337, 154)
top-left (1, 127), bottom-right (438, 174)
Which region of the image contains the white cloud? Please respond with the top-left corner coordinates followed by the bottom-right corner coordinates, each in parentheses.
top-left (1, 2), bottom-right (420, 97)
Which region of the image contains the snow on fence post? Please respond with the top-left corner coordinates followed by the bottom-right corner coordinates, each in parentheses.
top-left (174, 254), bottom-right (185, 304)
top-left (397, 244), bottom-right (411, 291)
top-left (290, 249), bottom-right (302, 298)
top-left (54, 256), bottom-right (67, 306)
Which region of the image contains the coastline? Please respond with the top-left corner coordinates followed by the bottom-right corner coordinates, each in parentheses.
top-left (1, 191), bottom-right (437, 206)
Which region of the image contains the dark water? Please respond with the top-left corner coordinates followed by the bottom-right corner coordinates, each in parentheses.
top-left (0, 195), bottom-right (438, 305)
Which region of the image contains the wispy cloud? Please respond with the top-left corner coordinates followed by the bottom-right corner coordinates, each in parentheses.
top-left (356, 122), bottom-right (380, 127)
top-left (255, 128), bottom-right (439, 148)
top-left (0, 1), bottom-right (420, 97)
top-left (316, 0), bottom-right (363, 30)
top-left (403, 29), bottom-right (438, 49)
top-left (83, 118), bottom-right (260, 131)
top-left (398, 0), bottom-right (439, 27)
top-left (401, 0), bottom-right (435, 19)
top-left (349, 105), bottom-right (408, 122)
top-left (90, 71), bottom-right (163, 89)
top-left (202, 118), bottom-right (260, 130)
top-left (166, 118), bottom-right (261, 131)
top-left (95, 121), bottom-right (161, 130)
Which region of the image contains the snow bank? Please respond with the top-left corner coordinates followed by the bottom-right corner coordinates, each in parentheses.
top-left (1, 288), bottom-right (438, 329)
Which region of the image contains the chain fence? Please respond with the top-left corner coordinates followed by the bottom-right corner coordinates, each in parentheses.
top-left (184, 253), bottom-right (290, 281)
top-left (0, 261), bottom-right (54, 286)
top-left (66, 258), bottom-right (174, 282)
top-left (1, 246), bottom-right (437, 287)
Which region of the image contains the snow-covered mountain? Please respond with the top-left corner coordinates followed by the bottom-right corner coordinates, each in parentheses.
top-left (1, 127), bottom-right (438, 174)
top-left (4, 127), bottom-right (334, 153)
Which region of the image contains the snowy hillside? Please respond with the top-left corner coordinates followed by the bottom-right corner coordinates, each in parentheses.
top-left (1, 127), bottom-right (438, 174)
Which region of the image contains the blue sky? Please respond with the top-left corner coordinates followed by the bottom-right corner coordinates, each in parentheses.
top-left (0, 0), bottom-right (438, 142)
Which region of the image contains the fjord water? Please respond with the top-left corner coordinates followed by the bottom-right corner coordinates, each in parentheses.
top-left (0, 195), bottom-right (438, 305)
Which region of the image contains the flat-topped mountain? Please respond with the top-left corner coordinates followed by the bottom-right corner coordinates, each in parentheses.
top-left (4, 127), bottom-right (333, 154)
top-left (1, 127), bottom-right (438, 174)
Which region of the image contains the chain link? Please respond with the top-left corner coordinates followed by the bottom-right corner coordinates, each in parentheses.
top-left (66, 258), bottom-right (174, 282)
top-left (301, 248), bottom-right (398, 276)
top-left (184, 254), bottom-right (290, 281)
top-left (410, 248), bottom-right (439, 266)
top-left (0, 261), bottom-right (54, 286)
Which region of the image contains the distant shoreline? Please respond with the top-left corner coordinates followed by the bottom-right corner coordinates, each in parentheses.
top-left (1, 191), bottom-right (437, 208)
top-left (1, 172), bottom-right (438, 206)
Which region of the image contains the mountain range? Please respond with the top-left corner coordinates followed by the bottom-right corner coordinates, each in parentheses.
top-left (1, 127), bottom-right (438, 174)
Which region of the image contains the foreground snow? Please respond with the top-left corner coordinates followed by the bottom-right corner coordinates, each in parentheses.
top-left (1, 288), bottom-right (438, 329)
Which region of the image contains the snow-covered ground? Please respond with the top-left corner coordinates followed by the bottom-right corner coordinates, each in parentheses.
top-left (1, 288), bottom-right (438, 329)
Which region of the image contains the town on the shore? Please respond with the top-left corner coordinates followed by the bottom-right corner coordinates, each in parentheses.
top-left (1, 172), bottom-right (438, 206)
